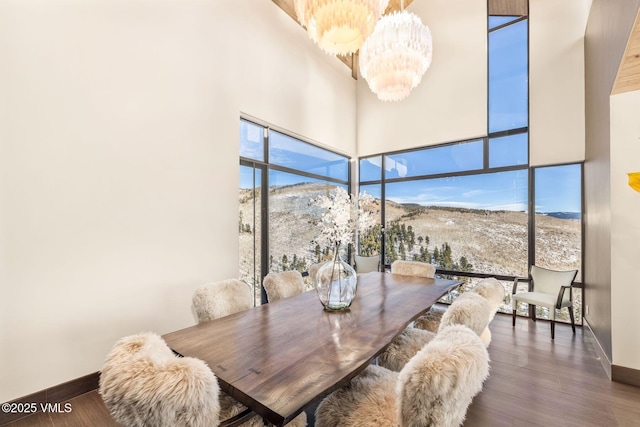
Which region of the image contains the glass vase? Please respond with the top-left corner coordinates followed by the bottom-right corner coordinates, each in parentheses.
top-left (315, 246), bottom-right (357, 311)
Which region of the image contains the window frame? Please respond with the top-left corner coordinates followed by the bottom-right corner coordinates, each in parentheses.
top-left (239, 117), bottom-right (351, 304)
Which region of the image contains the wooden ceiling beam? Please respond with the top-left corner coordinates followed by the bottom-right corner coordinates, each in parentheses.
top-left (489, 0), bottom-right (528, 17)
top-left (271, 0), bottom-right (297, 22)
top-left (612, 10), bottom-right (640, 95)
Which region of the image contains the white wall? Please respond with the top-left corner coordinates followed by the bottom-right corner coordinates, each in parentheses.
top-left (0, 0), bottom-right (356, 402)
top-left (357, 0), bottom-right (591, 164)
top-left (529, 0), bottom-right (591, 166)
top-left (356, 0), bottom-right (488, 156)
top-left (610, 90), bottom-right (640, 371)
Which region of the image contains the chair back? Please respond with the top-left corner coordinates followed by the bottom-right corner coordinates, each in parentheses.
top-left (438, 292), bottom-right (491, 337)
top-left (530, 265), bottom-right (578, 303)
top-left (263, 270), bottom-right (305, 302)
top-left (100, 332), bottom-right (221, 427)
top-left (355, 254), bottom-right (380, 274)
top-left (471, 277), bottom-right (505, 313)
top-left (390, 260), bottom-right (435, 278)
top-left (308, 263), bottom-right (323, 284)
top-left (397, 325), bottom-right (489, 427)
top-left (192, 279), bottom-right (253, 324)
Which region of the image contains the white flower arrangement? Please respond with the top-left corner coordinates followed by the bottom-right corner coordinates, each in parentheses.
top-left (311, 187), bottom-right (377, 250)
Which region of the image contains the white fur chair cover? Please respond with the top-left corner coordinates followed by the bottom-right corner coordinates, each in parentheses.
top-left (380, 292), bottom-right (493, 372)
top-left (191, 279), bottom-right (253, 324)
top-left (438, 292), bottom-right (492, 341)
top-left (315, 325), bottom-right (489, 427)
top-left (390, 260), bottom-right (436, 278)
top-left (378, 327), bottom-right (436, 372)
top-left (99, 332), bottom-right (221, 427)
top-left (100, 333), bottom-right (271, 427)
top-left (414, 279), bottom-right (504, 346)
top-left (263, 270), bottom-right (305, 302)
top-left (471, 277), bottom-right (505, 320)
top-left (190, 280), bottom-right (307, 426)
top-left (397, 325), bottom-right (490, 426)
top-left (413, 305), bottom-right (447, 332)
top-left (308, 263), bottom-right (323, 284)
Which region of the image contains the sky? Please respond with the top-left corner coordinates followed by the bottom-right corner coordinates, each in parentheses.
top-left (374, 164), bottom-right (580, 213)
top-left (242, 163), bottom-right (582, 214)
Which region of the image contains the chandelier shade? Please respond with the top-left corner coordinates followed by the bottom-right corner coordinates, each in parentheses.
top-left (294, 0), bottom-right (390, 56)
top-left (358, 11), bottom-right (433, 102)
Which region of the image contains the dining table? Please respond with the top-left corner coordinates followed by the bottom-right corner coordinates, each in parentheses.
top-left (162, 272), bottom-right (462, 426)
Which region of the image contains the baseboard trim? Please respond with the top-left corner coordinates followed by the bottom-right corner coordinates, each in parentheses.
top-left (583, 318), bottom-right (612, 380)
top-left (0, 371), bottom-right (99, 426)
top-left (612, 365), bottom-right (640, 388)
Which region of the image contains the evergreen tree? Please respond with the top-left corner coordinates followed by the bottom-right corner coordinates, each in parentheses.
top-left (408, 227), bottom-right (415, 252)
top-left (459, 256), bottom-right (473, 272)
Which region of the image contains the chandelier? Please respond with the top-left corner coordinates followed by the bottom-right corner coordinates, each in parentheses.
top-left (294, 0), bottom-right (390, 56)
top-left (359, 10), bottom-right (432, 102)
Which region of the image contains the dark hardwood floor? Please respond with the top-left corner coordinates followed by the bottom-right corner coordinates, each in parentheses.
top-left (464, 313), bottom-right (640, 427)
top-left (5, 313), bottom-right (640, 426)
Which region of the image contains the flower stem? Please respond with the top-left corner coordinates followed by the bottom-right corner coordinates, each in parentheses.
top-left (327, 244), bottom-right (340, 305)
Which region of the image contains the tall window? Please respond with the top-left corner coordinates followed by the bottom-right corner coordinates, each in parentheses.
top-left (358, 8), bottom-right (583, 323)
top-left (239, 119), bottom-right (350, 304)
top-left (360, 138), bottom-right (529, 281)
top-left (530, 163), bottom-right (583, 321)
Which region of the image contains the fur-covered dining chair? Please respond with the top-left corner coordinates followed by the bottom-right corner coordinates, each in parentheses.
top-left (378, 291), bottom-right (492, 372)
top-left (413, 304), bottom-right (447, 332)
top-left (377, 327), bottom-right (436, 373)
top-left (308, 263), bottom-right (323, 284)
top-left (191, 279), bottom-right (253, 324)
top-left (415, 278), bottom-right (505, 342)
top-left (390, 260), bottom-right (436, 278)
top-left (472, 277), bottom-right (505, 319)
top-left (189, 280), bottom-right (308, 427)
top-left (100, 332), bottom-right (266, 427)
top-left (469, 277), bottom-right (505, 345)
top-left (315, 325), bottom-right (490, 427)
top-left (263, 270), bottom-right (305, 302)
top-left (438, 292), bottom-right (492, 339)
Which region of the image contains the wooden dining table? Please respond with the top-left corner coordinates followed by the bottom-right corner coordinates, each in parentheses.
top-left (162, 272), bottom-right (461, 426)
